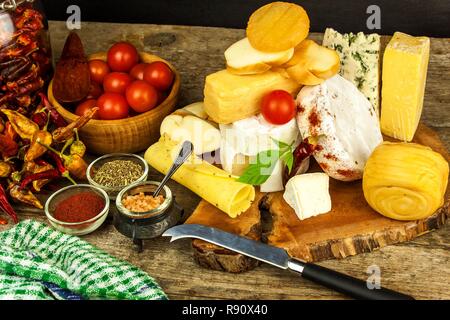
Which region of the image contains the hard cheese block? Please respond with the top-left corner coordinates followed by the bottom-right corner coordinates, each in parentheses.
top-left (204, 69), bottom-right (300, 124)
top-left (381, 32), bottom-right (430, 142)
top-left (322, 28), bottom-right (380, 116)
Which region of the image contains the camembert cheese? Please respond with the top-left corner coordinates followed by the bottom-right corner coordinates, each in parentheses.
top-left (322, 28), bottom-right (380, 116)
top-left (380, 32), bottom-right (430, 142)
top-left (283, 173), bottom-right (331, 220)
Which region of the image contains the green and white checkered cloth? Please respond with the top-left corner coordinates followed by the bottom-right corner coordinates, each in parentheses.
top-left (0, 220), bottom-right (167, 300)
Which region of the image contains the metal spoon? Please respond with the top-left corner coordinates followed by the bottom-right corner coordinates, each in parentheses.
top-left (153, 141), bottom-right (194, 197)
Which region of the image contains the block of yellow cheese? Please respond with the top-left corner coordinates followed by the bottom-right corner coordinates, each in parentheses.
top-left (381, 32), bottom-right (430, 142)
top-left (204, 69), bottom-right (301, 124)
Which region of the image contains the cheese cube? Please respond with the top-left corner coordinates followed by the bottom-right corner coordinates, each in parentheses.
top-left (204, 70), bottom-right (300, 124)
top-left (322, 28), bottom-right (381, 116)
top-left (283, 173), bottom-right (331, 220)
top-left (381, 32), bottom-right (430, 142)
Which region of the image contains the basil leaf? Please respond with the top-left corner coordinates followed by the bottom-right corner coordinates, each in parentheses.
top-left (237, 164), bottom-right (272, 185)
top-left (281, 152), bottom-right (294, 174)
top-left (237, 149), bottom-right (279, 185)
top-left (271, 138), bottom-right (291, 151)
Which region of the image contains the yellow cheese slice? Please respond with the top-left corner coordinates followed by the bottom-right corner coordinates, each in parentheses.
top-left (144, 136), bottom-right (255, 218)
top-left (204, 69), bottom-right (301, 124)
top-left (381, 32), bottom-right (430, 142)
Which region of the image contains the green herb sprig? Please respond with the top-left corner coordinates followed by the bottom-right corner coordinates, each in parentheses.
top-left (237, 139), bottom-right (294, 186)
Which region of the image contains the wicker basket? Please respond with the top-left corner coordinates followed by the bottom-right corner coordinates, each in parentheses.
top-left (48, 52), bottom-right (180, 155)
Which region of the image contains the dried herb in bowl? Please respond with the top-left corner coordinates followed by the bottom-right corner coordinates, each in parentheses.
top-left (93, 160), bottom-right (144, 188)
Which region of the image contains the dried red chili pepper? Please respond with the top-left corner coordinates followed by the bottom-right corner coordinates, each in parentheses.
top-left (45, 149), bottom-right (77, 185)
top-left (31, 111), bottom-right (48, 128)
top-left (40, 143), bottom-right (87, 181)
top-left (5, 122), bottom-right (18, 141)
top-left (0, 183), bottom-right (18, 223)
top-left (284, 138), bottom-right (317, 182)
top-left (0, 134), bottom-right (19, 159)
top-left (19, 168), bottom-right (60, 191)
top-left (38, 93), bottom-right (67, 128)
top-left (34, 158), bottom-right (48, 166)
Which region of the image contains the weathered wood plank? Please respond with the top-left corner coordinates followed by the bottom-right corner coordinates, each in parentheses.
top-left (0, 21), bottom-right (448, 300)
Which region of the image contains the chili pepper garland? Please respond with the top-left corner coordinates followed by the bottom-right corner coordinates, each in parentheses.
top-left (0, 5), bottom-right (51, 112)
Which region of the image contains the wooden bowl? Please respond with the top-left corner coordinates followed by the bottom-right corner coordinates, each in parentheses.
top-left (48, 52), bottom-right (180, 155)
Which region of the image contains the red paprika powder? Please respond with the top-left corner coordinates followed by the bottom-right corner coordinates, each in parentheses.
top-left (53, 191), bottom-right (105, 223)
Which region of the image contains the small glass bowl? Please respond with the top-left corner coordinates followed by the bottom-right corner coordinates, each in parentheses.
top-left (45, 184), bottom-right (110, 236)
top-left (115, 181), bottom-right (182, 240)
top-left (86, 153), bottom-right (149, 200)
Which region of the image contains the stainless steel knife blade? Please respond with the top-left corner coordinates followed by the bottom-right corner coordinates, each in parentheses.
top-left (163, 224), bottom-right (290, 269)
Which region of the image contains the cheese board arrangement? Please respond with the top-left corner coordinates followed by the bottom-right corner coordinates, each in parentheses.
top-left (0, 0), bottom-right (448, 300)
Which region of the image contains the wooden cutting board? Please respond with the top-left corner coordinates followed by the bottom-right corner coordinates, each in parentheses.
top-left (190, 124), bottom-right (449, 265)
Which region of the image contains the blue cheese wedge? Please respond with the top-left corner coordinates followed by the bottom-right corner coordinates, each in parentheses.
top-left (322, 28), bottom-right (380, 116)
top-left (283, 173), bottom-right (332, 220)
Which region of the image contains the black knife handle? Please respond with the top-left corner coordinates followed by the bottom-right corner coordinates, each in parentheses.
top-left (288, 259), bottom-right (414, 300)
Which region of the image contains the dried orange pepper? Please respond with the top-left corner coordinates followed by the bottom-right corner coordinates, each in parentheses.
top-left (9, 182), bottom-right (43, 209)
top-left (1, 109), bottom-right (38, 140)
top-left (24, 129), bottom-right (52, 162)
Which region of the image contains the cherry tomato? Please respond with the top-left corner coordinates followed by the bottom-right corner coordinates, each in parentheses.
top-left (86, 82), bottom-right (103, 99)
top-left (97, 93), bottom-right (129, 120)
top-left (130, 63), bottom-right (149, 80)
top-left (88, 59), bottom-right (110, 84)
top-left (261, 90), bottom-right (296, 125)
top-left (75, 99), bottom-right (100, 119)
top-left (103, 72), bottom-right (132, 94)
top-left (125, 80), bottom-right (158, 113)
top-left (143, 61), bottom-right (174, 91)
top-left (106, 42), bottom-right (139, 72)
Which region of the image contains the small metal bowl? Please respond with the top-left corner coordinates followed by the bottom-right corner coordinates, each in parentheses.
top-left (45, 184), bottom-right (110, 236)
top-left (86, 153), bottom-right (149, 200)
top-left (115, 181), bottom-right (184, 249)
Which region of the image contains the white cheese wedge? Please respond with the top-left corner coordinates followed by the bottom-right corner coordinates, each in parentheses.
top-left (220, 115), bottom-right (299, 192)
top-left (296, 74), bottom-right (383, 181)
top-left (283, 173), bottom-right (332, 220)
top-left (322, 28), bottom-right (380, 116)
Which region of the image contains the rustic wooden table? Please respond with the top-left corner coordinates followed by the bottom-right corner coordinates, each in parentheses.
top-left (1, 21), bottom-right (449, 300)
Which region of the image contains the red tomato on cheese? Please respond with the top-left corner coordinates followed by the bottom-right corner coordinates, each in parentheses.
top-left (261, 90), bottom-right (296, 125)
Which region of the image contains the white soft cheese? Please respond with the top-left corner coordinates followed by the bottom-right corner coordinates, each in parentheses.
top-left (296, 74), bottom-right (383, 181)
top-left (283, 173), bottom-right (332, 220)
top-left (220, 115), bottom-right (299, 192)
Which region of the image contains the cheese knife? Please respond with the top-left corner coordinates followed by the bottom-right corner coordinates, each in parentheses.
top-left (163, 224), bottom-right (414, 300)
